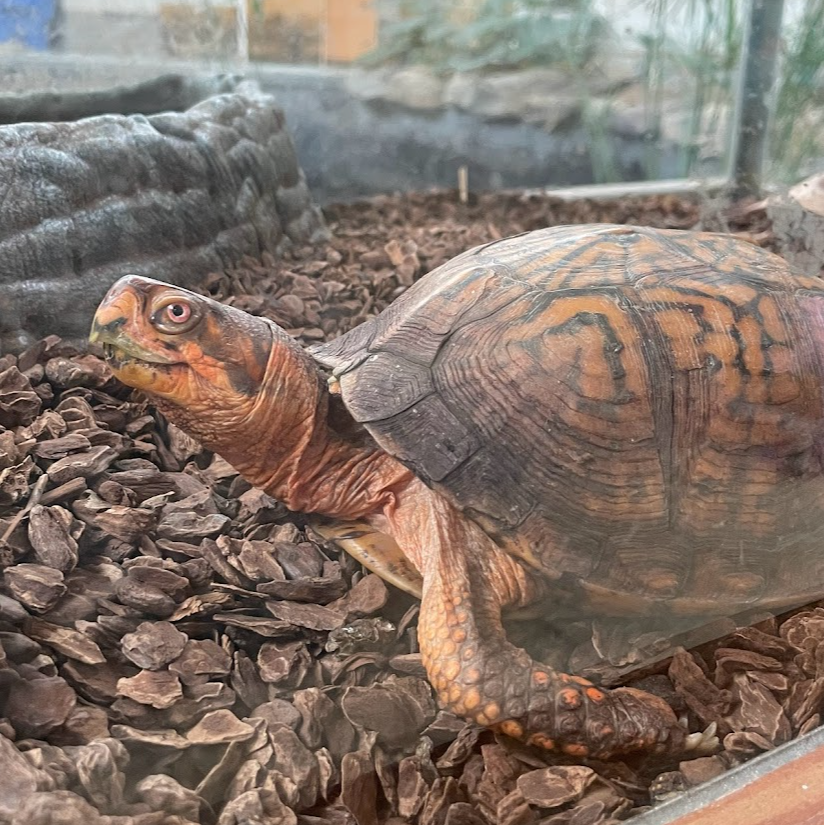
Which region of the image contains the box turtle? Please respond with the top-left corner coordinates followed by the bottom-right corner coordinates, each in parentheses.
top-left (90, 224), bottom-right (823, 759)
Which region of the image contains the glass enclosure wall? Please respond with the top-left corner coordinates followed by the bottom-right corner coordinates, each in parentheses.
top-left (1, 1), bottom-right (822, 196)
top-left (0, 4), bottom-right (822, 825)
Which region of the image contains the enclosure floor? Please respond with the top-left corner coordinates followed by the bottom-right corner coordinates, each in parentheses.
top-left (0, 190), bottom-right (820, 825)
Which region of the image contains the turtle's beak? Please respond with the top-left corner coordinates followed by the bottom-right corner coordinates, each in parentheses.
top-left (89, 317), bottom-right (177, 365)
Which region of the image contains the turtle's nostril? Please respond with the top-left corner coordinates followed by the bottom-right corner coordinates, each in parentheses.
top-left (89, 315), bottom-right (126, 345)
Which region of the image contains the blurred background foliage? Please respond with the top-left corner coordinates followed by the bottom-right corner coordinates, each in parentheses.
top-left (362, 0), bottom-right (823, 185)
top-left (360, 0), bottom-right (608, 74)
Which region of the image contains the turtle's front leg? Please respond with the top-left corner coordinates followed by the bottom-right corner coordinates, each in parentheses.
top-left (382, 481), bottom-right (711, 760)
top-left (418, 553), bottom-right (687, 759)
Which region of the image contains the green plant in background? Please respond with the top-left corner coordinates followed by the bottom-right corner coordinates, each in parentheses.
top-left (362, 0), bottom-right (608, 75)
top-left (359, 0), bottom-right (442, 69)
top-left (637, 0), bottom-right (743, 180)
top-left (631, 0), bottom-right (822, 185)
top-left (769, 0), bottom-right (824, 184)
top-left (363, 0), bottom-right (822, 187)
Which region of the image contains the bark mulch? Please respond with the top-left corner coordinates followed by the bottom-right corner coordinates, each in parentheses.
top-left (0, 190), bottom-right (821, 825)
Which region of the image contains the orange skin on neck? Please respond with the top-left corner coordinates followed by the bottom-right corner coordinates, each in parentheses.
top-left (91, 275), bottom-right (690, 760)
top-left (223, 332), bottom-right (415, 519)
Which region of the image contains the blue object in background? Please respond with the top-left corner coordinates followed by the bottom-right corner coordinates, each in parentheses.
top-left (0, 0), bottom-right (58, 50)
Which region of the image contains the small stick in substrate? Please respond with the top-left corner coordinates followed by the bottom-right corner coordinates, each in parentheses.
top-left (458, 165), bottom-right (469, 204)
top-left (0, 472), bottom-right (49, 544)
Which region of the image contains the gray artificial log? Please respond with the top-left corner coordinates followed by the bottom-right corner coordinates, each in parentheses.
top-left (0, 77), bottom-right (326, 352)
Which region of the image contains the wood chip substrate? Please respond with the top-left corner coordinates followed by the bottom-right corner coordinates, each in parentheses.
top-left (0, 191), bottom-right (821, 825)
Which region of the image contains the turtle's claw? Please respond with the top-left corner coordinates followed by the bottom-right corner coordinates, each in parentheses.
top-left (683, 722), bottom-right (719, 755)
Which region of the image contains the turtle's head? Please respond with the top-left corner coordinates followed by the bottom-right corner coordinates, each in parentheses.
top-left (90, 275), bottom-right (274, 448)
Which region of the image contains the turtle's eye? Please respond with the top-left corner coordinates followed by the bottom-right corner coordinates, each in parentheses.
top-left (151, 298), bottom-right (200, 334)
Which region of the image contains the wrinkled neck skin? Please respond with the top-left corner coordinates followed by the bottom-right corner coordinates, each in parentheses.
top-left (156, 323), bottom-right (413, 521)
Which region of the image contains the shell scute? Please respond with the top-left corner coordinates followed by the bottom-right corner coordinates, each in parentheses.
top-left (371, 393), bottom-right (481, 482)
top-left (340, 351), bottom-right (434, 423)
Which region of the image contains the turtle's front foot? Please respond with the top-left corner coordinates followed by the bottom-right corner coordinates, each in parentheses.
top-left (425, 630), bottom-right (717, 759)
top-left (484, 669), bottom-right (718, 760)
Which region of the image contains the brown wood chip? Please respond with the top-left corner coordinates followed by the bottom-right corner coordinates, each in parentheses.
top-left (330, 573), bottom-right (389, 621)
top-left (342, 676), bottom-right (436, 749)
top-left (185, 709), bottom-right (256, 745)
top-left (341, 750), bottom-right (379, 825)
top-left (6, 674), bottom-right (75, 741)
top-left (47, 445), bottom-right (117, 485)
top-left (678, 755), bottom-right (727, 787)
top-left (516, 766), bottom-right (597, 809)
top-left (27, 618), bottom-right (106, 664)
top-left (115, 577), bottom-right (176, 618)
top-left (668, 647), bottom-right (733, 730)
top-left (0, 366), bottom-right (41, 428)
top-left (725, 671), bottom-right (792, 746)
top-left (31, 432), bottom-right (92, 460)
top-left (258, 575), bottom-right (348, 604)
top-left (250, 698), bottom-right (302, 733)
top-left (111, 724), bottom-right (191, 750)
top-left (121, 621), bottom-right (188, 670)
top-left (117, 669), bottom-right (183, 709)
top-left (714, 647), bottom-right (785, 687)
top-left (258, 640), bottom-right (310, 685)
top-left (4, 563), bottom-right (67, 613)
top-left (215, 612), bottom-right (297, 637)
top-left (266, 599), bottom-right (346, 631)
top-left (168, 637), bottom-right (232, 683)
top-left (27, 504), bottom-right (83, 572)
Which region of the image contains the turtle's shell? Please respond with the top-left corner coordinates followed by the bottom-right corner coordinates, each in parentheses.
top-left (312, 225), bottom-right (824, 614)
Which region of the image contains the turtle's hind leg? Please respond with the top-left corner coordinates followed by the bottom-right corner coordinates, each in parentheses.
top-left (382, 478), bottom-right (713, 760)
